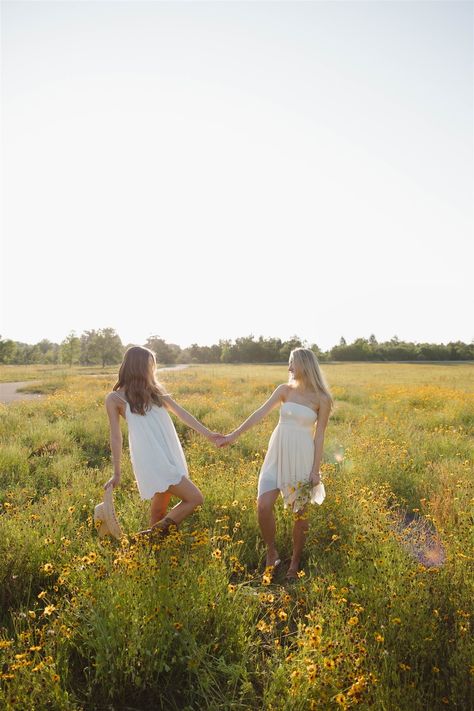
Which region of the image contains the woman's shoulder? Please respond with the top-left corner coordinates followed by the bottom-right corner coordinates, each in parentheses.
top-left (105, 390), bottom-right (127, 405)
top-left (316, 392), bottom-right (332, 414)
top-left (275, 383), bottom-right (291, 399)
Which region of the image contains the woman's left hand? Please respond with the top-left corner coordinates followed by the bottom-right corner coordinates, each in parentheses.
top-left (208, 431), bottom-right (224, 446)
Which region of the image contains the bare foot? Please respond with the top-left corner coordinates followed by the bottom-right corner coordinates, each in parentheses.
top-left (285, 564), bottom-right (299, 580)
top-left (265, 549), bottom-right (281, 569)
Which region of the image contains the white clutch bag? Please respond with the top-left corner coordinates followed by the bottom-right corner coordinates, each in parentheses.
top-left (310, 482), bottom-right (326, 505)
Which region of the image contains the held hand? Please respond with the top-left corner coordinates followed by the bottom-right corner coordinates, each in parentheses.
top-left (309, 470), bottom-right (322, 487)
top-left (104, 474), bottom-right (121, 490)
top-left (214, 435), bottom-right (229, 448)
top-left (212, 433), bottom-right (238, 448)
top-left (208, 432), bottom-right (226, 447)
top-left (221, 432), bottom-right (239, 447)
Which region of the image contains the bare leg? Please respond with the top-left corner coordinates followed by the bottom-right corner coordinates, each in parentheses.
top-left (257, 489), bottom-right (281, 567)
top-left (153, 476), bottom-right (203, 528)
top-left (287, 506), bottom-right (309, 578)
top-left (150, 491), bottom-right (172, 527)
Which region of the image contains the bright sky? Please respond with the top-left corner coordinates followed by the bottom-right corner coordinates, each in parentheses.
top-left (1, 0), bottom-right (473, 350)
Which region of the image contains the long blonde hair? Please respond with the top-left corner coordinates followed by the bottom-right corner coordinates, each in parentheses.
top-left (289, 347), bottom-right (334, 410)
top-left (113, 346), bottom-right (167, 415)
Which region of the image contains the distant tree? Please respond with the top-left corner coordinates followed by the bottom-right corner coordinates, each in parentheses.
top-left (61, 331), bottom-right (81, 366)
top-left (0, 337), bottom-right (17, 363)
top-left (310, 343), bottom-right (326, 361)
top-left (233, 336), bottom-right (263, 362)
top-left (37, 339), bottom-right (52, 355)
top-left (79, 328), bottom-right (123, 367)
top-left (177, 348), bottom-right (192, 364)
top-left (379, 341), bottom-right (416, 361)
top-left (259, 337), bottom-right (283, 363)
top-left (80, 331), bottom-right (98, 365)
top-left (44, 343), bottom-right (60, 364)
top-left (219, 340), bottom-right (233, 363)
top-left (416, 343), bottom-right (451, 361)
top-left (279, 336), bottom-right (303, 362)
top-left (145, 336), bottom-right (177, 365)
top-left (168, 343), bottom-right (182, 363)
top-left (35, 339), bottom-right (60, 364)
top-left (339, 337), bottom-right (347, 347)
top-left (209, 344), bottom-right (222, 362)
top-left (93, 328), bottom-right (124, 367)
top-left (447, 341), bottom-right (474, 360)
top-left (187, 343), bottom-right (221, 363)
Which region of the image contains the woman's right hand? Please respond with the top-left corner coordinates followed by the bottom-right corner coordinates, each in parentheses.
top-left (104, 474), bottom-right (121, 490)
top-left (224, 432), bottom-right (239, 446)
top-left (309, 470), bottom-right (322, 487)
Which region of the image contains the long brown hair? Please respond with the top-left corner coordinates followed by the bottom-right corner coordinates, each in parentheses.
top-left (289, 347), bottom-right (334, 411)
top-left (113, 346), bottom-right (167, 415)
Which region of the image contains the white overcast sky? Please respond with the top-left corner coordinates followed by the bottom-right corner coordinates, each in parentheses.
top-left (1, 0), bottom-right (473, 350)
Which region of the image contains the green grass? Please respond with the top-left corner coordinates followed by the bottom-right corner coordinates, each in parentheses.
top-left (0, 364), bottom-right (472, 710)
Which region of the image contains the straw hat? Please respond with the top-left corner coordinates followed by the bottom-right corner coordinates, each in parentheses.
top-left (94, 486), bottom-right (123, 539)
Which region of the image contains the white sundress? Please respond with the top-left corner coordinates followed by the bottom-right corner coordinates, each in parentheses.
top-left (114, 393), bottom-right (189, 500)
top-left (258, 401), bottom-right (326, 512)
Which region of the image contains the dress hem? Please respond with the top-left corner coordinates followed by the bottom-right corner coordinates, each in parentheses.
top-left (138, 472), bottom-right (188, 500)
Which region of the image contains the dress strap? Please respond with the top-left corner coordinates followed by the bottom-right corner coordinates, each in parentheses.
top-left (112, 391), bottom-right (127, 405)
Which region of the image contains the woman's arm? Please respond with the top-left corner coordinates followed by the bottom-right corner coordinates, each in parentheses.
top-left (225, 384), bottom-right (288, 443)
top-left (162, 395), bottom-right (220, 441)
top-left (309, 395), bottom-right (331, 485)
top-left (104, 393), bottom-right (123, 489)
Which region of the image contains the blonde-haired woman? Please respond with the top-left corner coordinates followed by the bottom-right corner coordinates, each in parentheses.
top-left (220, 348), bottom-right (333, 579)
top-left (104, 346), bottom-right (221, 535)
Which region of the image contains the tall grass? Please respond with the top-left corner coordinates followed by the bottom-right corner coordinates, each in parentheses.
top-left (0, 364), bottom-right (472, 710)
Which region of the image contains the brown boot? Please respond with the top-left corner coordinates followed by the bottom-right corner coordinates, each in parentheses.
top-left (150, 516), bottom-right (177, 538)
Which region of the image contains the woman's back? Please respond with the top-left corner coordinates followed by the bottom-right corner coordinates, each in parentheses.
top-left (111, 390), bottom-right (189, 500)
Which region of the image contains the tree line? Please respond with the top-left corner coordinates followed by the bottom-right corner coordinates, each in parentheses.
top-left (0, 330), bottom-right (472, 366)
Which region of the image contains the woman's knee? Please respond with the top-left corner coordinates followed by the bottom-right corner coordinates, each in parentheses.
top-left (191, 489), bottom-right (204, 509)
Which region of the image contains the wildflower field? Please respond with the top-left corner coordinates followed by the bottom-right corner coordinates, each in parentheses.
top-left (0, 363), bottom-right (473, 710)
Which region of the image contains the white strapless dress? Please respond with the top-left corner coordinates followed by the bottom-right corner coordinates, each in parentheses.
top-left (120, 397), bottom-right (189, 500)
top-left (257, 401), bottom-right (326, 512)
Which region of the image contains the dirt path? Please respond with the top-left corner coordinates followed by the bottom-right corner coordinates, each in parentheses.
top-left (0, 381), bottom-right (44, 404)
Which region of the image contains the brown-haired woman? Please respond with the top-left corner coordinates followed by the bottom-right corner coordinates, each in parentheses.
top-left (104, 346), bottom-right (221, 535)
